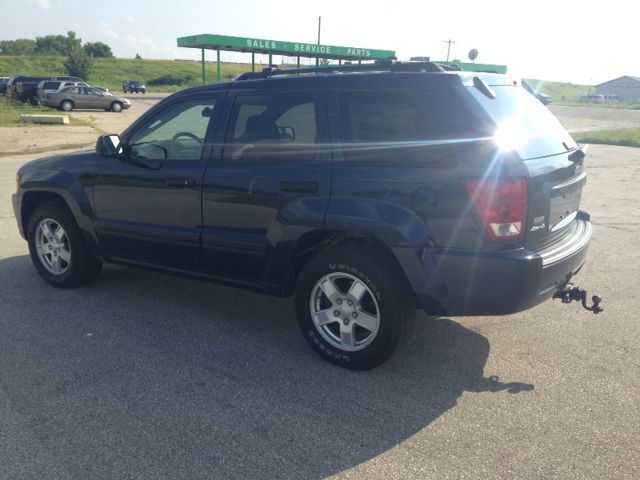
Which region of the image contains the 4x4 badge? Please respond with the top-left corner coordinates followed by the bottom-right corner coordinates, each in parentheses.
top-left (530, 216), bottom-right (547, 232)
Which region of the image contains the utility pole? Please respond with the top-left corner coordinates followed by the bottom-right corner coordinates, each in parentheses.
top-left (443, 39), bottom-right (456, 61)
top-left (316, 16), bottom-right (321, 68)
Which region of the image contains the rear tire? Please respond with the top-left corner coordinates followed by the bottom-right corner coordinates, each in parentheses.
top-left (60, 100), bottom-right (73, 112)
top-left (295, 247), bottom-right (415, 370)
top-left (27, 201), bottom-right (102, 288)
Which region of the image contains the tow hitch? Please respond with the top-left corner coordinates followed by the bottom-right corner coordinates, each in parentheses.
top-left (553, 284), bottom-right (603, 314)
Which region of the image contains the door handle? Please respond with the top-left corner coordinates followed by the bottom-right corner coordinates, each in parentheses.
top-left (280, 181), bottom-right (319, 194)
top-left (166, 178), bottom-right (196, 187)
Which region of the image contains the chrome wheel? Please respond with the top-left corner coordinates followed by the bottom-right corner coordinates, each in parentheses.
top-left (310, 272), bottom-right (380, 352)
top-left (35, 218), bottom-right (71, 275)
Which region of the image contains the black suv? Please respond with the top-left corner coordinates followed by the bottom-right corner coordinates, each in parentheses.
top-left (123, 80), bottom-right (146, 94)
top-left (13, 62), bottom-right (594, 369)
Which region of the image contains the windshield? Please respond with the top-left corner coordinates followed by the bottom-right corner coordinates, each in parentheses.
top-left (469, 84), bottom-right (576, 159)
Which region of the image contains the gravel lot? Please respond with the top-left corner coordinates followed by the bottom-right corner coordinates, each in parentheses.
top-left (0, 104), bottom-right (639, 479)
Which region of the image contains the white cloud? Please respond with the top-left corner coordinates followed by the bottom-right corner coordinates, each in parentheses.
top-left (122, 11), bottom-right (135, 24)
top-left (32, 0), bottom-right (52, 10)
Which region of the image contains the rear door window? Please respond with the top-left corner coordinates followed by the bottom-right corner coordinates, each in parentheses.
top-left (223, 93), bottom-right (319, 162)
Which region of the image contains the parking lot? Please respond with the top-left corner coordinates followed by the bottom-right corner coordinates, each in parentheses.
top-left (1, 104), bottom-right (639, 479)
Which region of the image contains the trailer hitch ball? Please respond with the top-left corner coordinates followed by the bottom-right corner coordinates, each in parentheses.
top-left (553, 284), bottom-right (603, 314)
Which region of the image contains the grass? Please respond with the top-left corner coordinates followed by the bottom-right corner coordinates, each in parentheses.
top-left (525, 78), bottom-right (640, 109)
top-left (573, 127), bottom-right (640, 148)
top-left (0, 55), bottom-right (252, 92)
top-left (0, 97), bottom-right (92, 127)
top-left (524, 78), bottom-right (589, 104)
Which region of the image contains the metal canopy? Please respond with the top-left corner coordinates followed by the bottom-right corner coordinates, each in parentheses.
top-left (177, 33), bottom-right (396, 83)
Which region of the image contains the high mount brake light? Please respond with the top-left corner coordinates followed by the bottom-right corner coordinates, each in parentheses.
top-left (465, 178), bottom-right (528, 241)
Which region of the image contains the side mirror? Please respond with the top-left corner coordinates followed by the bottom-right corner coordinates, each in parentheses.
top-left (96, 134), bottom-right (123, 158)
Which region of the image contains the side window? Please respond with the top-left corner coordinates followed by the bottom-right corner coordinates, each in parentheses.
top-left (338, 89), bottom-right (487, 162)
top-left (224, 93), bottom-right (318, 162)
top-left (129, 97), bottom-right (217, 161)
top-left (340, 91), bottom-right (424, 143)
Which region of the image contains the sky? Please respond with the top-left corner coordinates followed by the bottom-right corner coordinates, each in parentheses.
top-left (0, 0), bottom-right (636, 85)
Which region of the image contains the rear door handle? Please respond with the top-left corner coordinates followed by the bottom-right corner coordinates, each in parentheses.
top-left (166, 178), bottom-right (196, 187)
top-left (280, 181), bottom-right (319, 194)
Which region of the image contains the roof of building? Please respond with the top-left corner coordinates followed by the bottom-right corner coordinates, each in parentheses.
top-left (596, 76), bottom-right (640, 87)
top-left (178, 34), bottom-right (395, 61)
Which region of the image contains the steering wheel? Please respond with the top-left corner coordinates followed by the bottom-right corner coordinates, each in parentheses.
top-left (170, 131), bottom-right (203, 159)
top-left (172, 131), bottom-right (202, 144)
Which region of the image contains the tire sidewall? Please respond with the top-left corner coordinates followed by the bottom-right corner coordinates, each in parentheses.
top-left (111, 102), bottom-right (122, 112)
top-left (26, 202), bottom-right (103, 288)
top-left (61, 100), bottom-right (73, 112)
top-left (295, 250), bottom-right (406, 370)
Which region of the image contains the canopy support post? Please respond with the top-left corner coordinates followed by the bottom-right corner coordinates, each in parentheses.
top-left (216, 49), bottom-right (221, 82)
top-left (201, 48), bottom-right (206, 84)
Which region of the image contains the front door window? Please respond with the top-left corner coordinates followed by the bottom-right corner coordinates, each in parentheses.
top-left (129, 98), bottom-right (217, 161)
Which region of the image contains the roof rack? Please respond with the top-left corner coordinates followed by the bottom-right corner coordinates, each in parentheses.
top-left (235, 60), bottom-right (457, 81)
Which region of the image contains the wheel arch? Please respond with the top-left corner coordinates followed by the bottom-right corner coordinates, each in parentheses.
top-left (277, 230), bottom-right (413, 297)
top-left (20, 186), bottom-right (100, 258)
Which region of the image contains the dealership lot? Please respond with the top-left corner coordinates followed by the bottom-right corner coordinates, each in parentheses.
top-left (1, 108), bottom-right (639, 478)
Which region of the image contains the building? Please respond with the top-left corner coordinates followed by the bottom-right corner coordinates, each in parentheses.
top-left (595, 76), bottom-right (640, 101)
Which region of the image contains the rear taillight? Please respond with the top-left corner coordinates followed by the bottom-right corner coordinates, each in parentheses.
top-left (465, 178), bottom-right (528, 241)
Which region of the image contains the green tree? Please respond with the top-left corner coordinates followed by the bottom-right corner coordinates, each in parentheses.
top-left (64, 47), bottom-right (94, 81)
top-left (84, 41), bottom-right (113, 58)
top-left (0, 38), bottom-right (37, 55)
top-left (36, 31), bottom-right (81, 55)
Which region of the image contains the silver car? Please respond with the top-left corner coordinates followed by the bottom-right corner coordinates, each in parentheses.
top-left (36, 80), bottom-right (87, 104)
top-left (41, 86), bottom-right (131, 112)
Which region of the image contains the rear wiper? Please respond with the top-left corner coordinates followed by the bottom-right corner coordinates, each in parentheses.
top-left (473, 76), bottom-right (496, 99)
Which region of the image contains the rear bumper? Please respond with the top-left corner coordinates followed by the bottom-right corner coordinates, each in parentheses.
top-left (394, 211), bottom-right (592, 316)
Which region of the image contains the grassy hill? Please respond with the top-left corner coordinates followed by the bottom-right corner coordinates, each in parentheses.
top-left (0, 55), bottom-right (251, 92)
top-left (524, 78), bottom-right (590, 103)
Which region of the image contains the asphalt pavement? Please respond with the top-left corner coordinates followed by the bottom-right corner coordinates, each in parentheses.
top-left (0, 145), bottom-right (639, 479)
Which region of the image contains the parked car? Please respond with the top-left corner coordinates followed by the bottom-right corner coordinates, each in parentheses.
top-left (40, 86), bottom-right (131, 112)
top-left (0, 77), bottom-right (9, 95)
top-left (522, 80), bottom-right (552, 105)
top-left (35, 80), bottom-right (87, 103)
top-left (7, 75), bottom-right (86, 104)
top-left (12, 62), bottom-right (596, 370)
top-left (579, 93), bottom-right (619, 104)
top-left (5, 76), bottom-right (49, 103)
top-left (123, 80), bottom-right (146, 94)
top-left (92, 86), bottom-right (112, 95)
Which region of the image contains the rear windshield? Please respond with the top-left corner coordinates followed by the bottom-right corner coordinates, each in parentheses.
top-left (469, 84), bottom-right (577, 158)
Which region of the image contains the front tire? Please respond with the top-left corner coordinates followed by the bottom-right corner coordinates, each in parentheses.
top-left (295, 247), bottom-right (415, 370)
top-left (27, 201), bottom-right (102, 288)
top-left (111, 101), bottom-right (123, 112)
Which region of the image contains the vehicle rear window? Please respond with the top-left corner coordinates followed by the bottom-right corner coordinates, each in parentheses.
top-left (43, 81), bottom-right (60, 90)
top-left (469, 84), bottom-right (577, 158)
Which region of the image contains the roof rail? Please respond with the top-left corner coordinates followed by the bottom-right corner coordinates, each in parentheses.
top-left (235, 60), bottom-right (453, 81)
